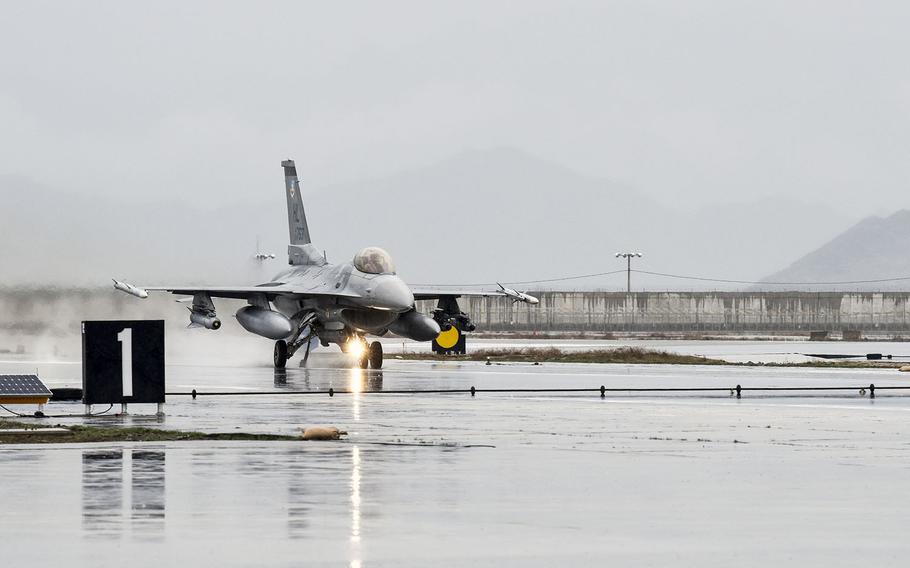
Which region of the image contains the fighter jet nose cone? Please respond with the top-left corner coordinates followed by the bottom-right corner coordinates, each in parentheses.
top-left (371, 276), bottom-right (414, 312)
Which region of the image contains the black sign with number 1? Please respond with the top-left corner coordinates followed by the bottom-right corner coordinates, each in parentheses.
top-left (82, 320), bottom-right (165, 405)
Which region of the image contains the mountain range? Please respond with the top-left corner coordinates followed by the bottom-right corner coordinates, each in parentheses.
top-left (758, 210), bottom-right (910, 290)
top-left (0, 147), bottom-right (869, 290)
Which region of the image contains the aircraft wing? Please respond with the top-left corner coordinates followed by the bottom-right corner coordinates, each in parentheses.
top-left (115, 280), bottom-right (360, 301)
top-left (411, 286), bottom-right (538, 304)
top-left (411, 288), bottom-right (500, 300)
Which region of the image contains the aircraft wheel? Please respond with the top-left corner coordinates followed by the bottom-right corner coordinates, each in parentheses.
top-left (368, 341), bottom-right (383, 369)
top-left (274, 340), bottom-right (288, 369)
top-left (358, 347), bottom-right (370, 369)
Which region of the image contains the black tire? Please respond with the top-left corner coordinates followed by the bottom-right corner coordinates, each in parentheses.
top-left (357, 341), bottom-right (370, 369)
top-left (274, 340), bottom-right (288, 369)
top-left (368, 341), bottom-right (383, 369)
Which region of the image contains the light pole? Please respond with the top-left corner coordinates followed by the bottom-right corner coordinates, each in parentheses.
top-left (615, 252), bottom-right (643, 293)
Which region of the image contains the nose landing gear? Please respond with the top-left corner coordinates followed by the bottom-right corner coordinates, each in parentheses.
top-left (368, 341), bottom-right (383, 369)
top-left (276, 336), bottom-right (383, 369)
top-left (356, 339), bottom-right (383, 369)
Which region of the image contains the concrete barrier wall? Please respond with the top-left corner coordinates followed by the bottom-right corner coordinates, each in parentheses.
top-left (421, 292), bottom-right (910, 332)
top-left (4, 288), bottom-right (910, 337)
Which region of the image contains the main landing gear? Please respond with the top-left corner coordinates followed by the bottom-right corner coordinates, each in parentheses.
top-left (364, 341), bottom-right (383, 370)
top-left (274, 338), bottom-right (383, 369)
top-left (274, 340), bottom-right (288, 369)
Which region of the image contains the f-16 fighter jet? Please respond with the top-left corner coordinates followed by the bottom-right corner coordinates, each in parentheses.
top-left (114, 159), bottom-right (538, 369)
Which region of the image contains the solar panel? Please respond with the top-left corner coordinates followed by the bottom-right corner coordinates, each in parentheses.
top-left (0, 375), bottom-right (52, 397)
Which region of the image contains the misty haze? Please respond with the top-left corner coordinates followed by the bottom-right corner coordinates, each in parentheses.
top-left (5, 4), bottom-right (910, 567)
top-left (3, 3), bottom-right (910, 292)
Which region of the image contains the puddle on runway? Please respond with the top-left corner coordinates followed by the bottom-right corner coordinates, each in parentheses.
top-left (3, 443), bottom-right (379, 565)
top-left (5, 428), bottom-right (910, 567)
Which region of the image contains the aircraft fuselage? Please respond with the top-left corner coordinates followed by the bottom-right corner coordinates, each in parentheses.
top-left (269, 261), bottom-right (415, 341)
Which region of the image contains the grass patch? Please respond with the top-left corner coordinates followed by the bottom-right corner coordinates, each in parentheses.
top-left (0, 420), bottom-right (298, 445)
top-left (752, 360), bottom-right (903, 369)
top-left (400, 346), bottom-right (726, 365)
top-left (399, 347), bottom-right (906, 368)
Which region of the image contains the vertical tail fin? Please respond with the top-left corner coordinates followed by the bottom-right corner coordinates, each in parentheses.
top-left (282, 159), bottom-right (325, 266)
top-left (283, 159), bottom-right (311, 244)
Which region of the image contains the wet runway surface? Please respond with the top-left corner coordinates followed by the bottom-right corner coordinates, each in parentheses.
top-left (3, 346), bottom-right (910, 566)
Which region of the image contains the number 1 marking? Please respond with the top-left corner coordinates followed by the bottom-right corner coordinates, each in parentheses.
top-left (117, 328), bottom-right (133, 397)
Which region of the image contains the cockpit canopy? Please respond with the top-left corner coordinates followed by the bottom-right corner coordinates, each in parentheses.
top-left (353, 247), bottom-right (396, 275)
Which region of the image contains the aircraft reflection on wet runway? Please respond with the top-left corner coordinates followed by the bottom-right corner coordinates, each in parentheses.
top-left (273, 367), bottom-right (384, 393)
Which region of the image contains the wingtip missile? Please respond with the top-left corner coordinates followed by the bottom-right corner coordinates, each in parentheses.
top-left (112, 279), bottom-right (149, 299)
top-left (497, 283), bottom-right (539, 305)
top-left (521, 292), bottom-right (540, 305)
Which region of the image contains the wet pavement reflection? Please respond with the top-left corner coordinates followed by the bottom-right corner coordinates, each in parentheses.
top-left (81, 450), bottom-right (123, 537)
top-left (5, 355), bottom-right (910, 565)
top-left (82, 450), bottom-right (165, 539)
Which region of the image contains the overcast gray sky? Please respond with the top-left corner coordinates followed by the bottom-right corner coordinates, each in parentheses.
top-left (2, 1), bottom-right (909, 216)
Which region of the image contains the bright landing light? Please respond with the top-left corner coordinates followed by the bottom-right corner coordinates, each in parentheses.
top-left (346, 340), bottom-right (365, 359)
